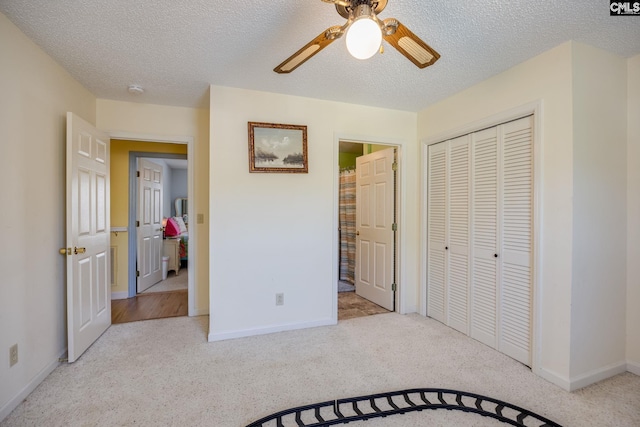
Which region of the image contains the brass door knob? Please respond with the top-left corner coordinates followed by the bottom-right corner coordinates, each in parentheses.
top-left (74, 247), bottom-right (87, 255)
top-left (59, 248), bottom-right (70, 255)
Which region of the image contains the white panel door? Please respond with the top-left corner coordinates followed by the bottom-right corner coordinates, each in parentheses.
top-left (137, 159), bottom-right (163, 293)
top-left (426, 143), bottom-right (446, 323)
top-left (66, 112), bottom-right (111, 363)
top-left (355, 148), bottom-right (395, 311)
top-left (470, 126), bottom-right (499, 349)
top-left (446, 136), bottom-right (471, 334)
top-left (499, 116), bottom-right (533, 366)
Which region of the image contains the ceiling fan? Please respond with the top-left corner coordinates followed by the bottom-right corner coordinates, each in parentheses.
top-left (274, 0), bottom-right (440, 74)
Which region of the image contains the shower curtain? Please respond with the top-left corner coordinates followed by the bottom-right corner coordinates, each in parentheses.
top-left (339, 169), bottom-right (356, 284)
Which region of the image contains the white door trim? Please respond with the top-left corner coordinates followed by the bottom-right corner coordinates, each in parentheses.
top-left (333, 133), bottom-right (407, 322)
top-left (107, 131), bottom-right (198, 317)
top-left (420, 100), bottom-right (543, 376)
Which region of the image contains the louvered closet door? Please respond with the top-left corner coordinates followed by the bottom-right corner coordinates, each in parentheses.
top-left (426, 116), bottom-right (533, 367)
top-left (427, 143), bottom-right (446, 323)
top-left (446, 136), bottom-right (470, 334)
top-left (498, 116), bottom-right (533, 366)
top-left (470, 126), bottom-right (499, 349)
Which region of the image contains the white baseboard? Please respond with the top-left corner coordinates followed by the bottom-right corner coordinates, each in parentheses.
top-left (189, 307), bottom-right (209, 317)
top-left (111, 291), bottom-right (129, 300)
top-left (208, 318), bottom-right (336, 342)
top-left (537, 367), bottom-right (571, 391)
top-left (538, 361), bottom-right (629, 392)
top-left (569, 361), bottom-right (627, 391)
top-left (0, 349), bottom-right (64, 422)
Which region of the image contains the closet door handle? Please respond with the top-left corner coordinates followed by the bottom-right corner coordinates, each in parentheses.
top-left (445, 246), bottom-right (448, 250)
top-left (494, 253), bottom-right (498, 258)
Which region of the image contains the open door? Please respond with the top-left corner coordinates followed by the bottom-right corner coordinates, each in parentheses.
top-left (355, 147), bottom-right (396, 311)
top-left (64, 113), bottom-right (111, 363)
top-left (136, 158), bottom-right (163, 293)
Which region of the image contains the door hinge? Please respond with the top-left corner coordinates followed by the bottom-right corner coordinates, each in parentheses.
top-left (136, 171), bottom-right (140, 178)
top-left (136, 220), bottom-right (140, 227)
top-left (136, 270), bottom-right (140, 277)
top-left (392, 283), bottom-right (397, 292)
top-left (392, 162), bottom-right (398, 171)
top-left (392, 223), bottom-right (397, 232)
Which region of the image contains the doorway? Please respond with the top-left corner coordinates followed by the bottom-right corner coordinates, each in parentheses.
top-left (337, 140), bottom-right (399, 320)
top-left (109, 137), bottom-right (195, 323)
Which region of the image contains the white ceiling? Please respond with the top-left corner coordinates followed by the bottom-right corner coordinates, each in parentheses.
top-left (2, 0), bottom-right (639, 112)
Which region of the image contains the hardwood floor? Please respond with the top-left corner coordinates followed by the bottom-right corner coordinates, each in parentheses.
top-left (111, 290), bottom-right (188, 324)
top-left (112, 290), bottom-right (387, 324)
top-left (338, 291), bottom-right (390, 320)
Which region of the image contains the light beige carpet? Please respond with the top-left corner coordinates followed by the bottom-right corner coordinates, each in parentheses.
top-left (2, 313), bottom-right (639, 426)
top-left (141, 269), bottom-right (187, 294)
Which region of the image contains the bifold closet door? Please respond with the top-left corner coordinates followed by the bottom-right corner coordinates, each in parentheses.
top-left (446, 136), bottom-right (470, 334)
top-left (427, 136), bottom-right (470, 334)
top-left (427, 143), bottom-right (446, 323)
top-left (470, 126), bottom-right (499, 349)
top-left (427, 115), bottom-right (533, 367)
top-left (498, 116), bottom-right (533, 366)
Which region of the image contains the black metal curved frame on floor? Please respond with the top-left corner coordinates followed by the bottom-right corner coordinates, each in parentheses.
top-left (246, 388), bottom-right (562, 427)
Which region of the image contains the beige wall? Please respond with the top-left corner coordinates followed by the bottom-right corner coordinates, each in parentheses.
top-left (97, 99), bottom-right (210, 315)
top-left (569, 43), bottom-right (627, 381)
top-left (418, 42), bottom-right (575, 388)
top-left (209, 85), bottom-right (418, 340)
top-left (0, 11), bottom-right (97, 419)
top-left (627, 53), bottom-right (640, 373)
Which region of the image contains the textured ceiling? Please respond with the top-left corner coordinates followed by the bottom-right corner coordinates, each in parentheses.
top-left (1, 0), bottom-right (639, 112)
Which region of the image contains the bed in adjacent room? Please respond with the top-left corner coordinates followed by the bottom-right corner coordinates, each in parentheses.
top-left (165, 215), bottom-right (189, 264)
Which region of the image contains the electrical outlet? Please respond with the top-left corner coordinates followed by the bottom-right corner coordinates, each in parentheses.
top-left (276, 293), bottom-right (284, 306)
top-left (9, 344), bottom-right (18, 367)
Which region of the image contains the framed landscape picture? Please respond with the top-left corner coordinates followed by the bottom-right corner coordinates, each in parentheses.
top-left (248, 122), bottom-right (308, 173)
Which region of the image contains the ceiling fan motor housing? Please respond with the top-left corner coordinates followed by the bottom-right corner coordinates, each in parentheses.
top-left (336, 0), bottom-right (387, 19)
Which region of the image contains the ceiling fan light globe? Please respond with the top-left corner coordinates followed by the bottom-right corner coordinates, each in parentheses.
top-left (346, 18), bottom-right (382, 60)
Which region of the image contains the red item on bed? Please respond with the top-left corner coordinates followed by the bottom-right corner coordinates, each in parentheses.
top-left (164, 217), bottom-right (181, 237)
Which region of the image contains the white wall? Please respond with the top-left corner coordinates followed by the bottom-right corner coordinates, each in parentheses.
top-left (209, 85), bottom-right (418, 340)
top-left (96, 99), bottom-right (210, 315)
top-left (570, 43), bottom-right (627, 382)
top-left (418, 43), bottom-right (575, 388)
top-left (0, 11), bottom-right (96, 420)
top-left (627, 53), bottom-right (640, 374)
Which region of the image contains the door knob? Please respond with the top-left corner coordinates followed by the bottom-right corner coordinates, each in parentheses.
top-left (74, 247), bottom-right (87, 255)
top-left (59, 248), bottom-right (71, 255)
top-left (445, 246), bottom-right (448, 250)
top-left (356, 231), bottom-right (360, 235)
top-left (494, 253), bottom-right (498, 258)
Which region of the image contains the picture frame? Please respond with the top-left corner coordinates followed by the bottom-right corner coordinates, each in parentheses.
top-left (248, 122), bottom-right (308, 173)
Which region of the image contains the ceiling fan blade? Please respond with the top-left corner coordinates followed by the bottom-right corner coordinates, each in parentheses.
top-left (320, 0), bottom-right (351, 6)
top-left (274, 26), bottom-right (343, 74)
top-left (382, 19), bottom-right (440, 69)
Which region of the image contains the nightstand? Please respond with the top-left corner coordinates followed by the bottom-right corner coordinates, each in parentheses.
top-left (162, 238), bottom-right (181, 276)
